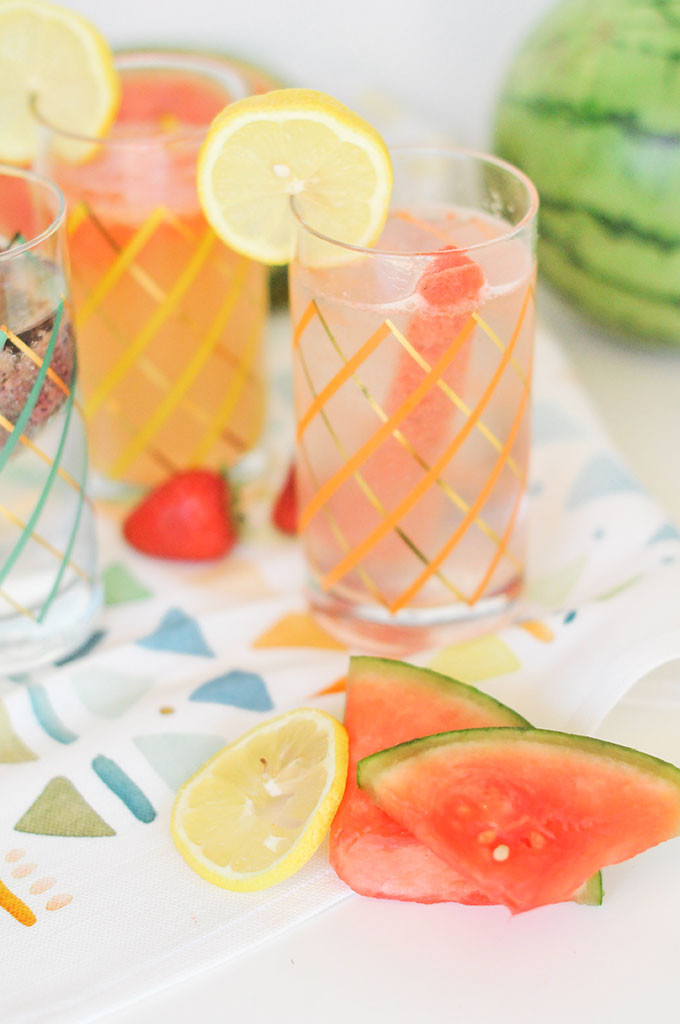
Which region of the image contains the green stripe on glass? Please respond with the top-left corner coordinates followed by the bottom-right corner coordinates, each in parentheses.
top-left (38, 400), bottom-right (89, 623)
top-left (0, 378), bottom-right (77, 591)
top-left (0, 300), bottom-right (64, 476)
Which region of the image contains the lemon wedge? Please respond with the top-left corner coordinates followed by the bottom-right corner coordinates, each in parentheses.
top-left (0, 0), bottom-right (119, 164)
top-left (197, 88), bottom-right (392, 265)
top-left (171, 707), bottom-right (349, 892)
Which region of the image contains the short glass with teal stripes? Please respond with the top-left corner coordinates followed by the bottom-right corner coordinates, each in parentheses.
top-left (0, 165), bottom-right (100, 671)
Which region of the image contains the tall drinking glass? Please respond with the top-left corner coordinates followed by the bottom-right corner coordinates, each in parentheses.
top-left (36, 51), bottom-right (268, 494)
top-left (290, 148), bottom-right (538, 653)
top-left (0, 166), bottom-right (100, 670)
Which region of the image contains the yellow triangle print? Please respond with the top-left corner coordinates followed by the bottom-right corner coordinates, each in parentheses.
top-left (253, 612), bottom-right (346, 650)
top-left (428, 634), bottom-right (521, 683)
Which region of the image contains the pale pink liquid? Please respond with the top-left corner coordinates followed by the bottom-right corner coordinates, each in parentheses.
top-left (290, 206), bottom-right (535, 624)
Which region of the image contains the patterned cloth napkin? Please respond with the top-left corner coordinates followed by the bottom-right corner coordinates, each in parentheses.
top-left (1, 317), bottom-right (679, 1024)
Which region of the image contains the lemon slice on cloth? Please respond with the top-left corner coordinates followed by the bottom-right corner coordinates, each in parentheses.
top-left (171, 708), bottom-right (349, 892)
top-left (197, 88), bottom-right (393, 265)
top-left (0, 0), bottom-right (119, 164)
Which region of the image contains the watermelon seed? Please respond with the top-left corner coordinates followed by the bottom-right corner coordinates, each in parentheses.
top-left (492, 844), bottom-right (510, 862)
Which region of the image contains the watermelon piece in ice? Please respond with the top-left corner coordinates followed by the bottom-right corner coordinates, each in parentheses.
top-left (329, 656), bottom-right (529, 904)
top-left (383, 245), bottom-right (485, 455)
top-left (358, 728), bottom-right (680, 914)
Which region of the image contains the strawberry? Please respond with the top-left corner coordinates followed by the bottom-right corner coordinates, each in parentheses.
top-left (123, 469), bottom-right (237, 560)
top-left (272, 462), bottom-right (297, 535)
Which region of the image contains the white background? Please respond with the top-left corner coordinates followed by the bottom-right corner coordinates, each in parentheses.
top-left (69, 0), bottom-right (553, 148)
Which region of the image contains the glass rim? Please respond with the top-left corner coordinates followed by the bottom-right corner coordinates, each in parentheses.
top-left (0, 163), bottom-right (66, 263)
top-left (32, 47), bottom-right (250, 148)
top-left (291, 144), bottom-right (540, 259)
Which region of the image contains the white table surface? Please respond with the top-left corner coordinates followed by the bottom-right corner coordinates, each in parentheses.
top-left (107, 288), bottom-right (680, 1024)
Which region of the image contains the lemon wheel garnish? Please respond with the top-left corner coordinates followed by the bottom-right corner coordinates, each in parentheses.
top-left (197, 88), bottom-right (393, 265)
top-left (0, 0), bottom-right (119, 164)
top-left (171, 707), bottom-right (349, 892)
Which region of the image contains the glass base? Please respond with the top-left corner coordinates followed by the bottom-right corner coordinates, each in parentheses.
top-left (307, 580), bottom-right (521, 656)
top-left (0, 576), bottom-right (102, 674)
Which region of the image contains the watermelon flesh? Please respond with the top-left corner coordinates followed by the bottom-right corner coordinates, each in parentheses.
top-left (371, 246), bottom-right (485, 515)
top-left (358, 728), bottom-right (680, 914)
top-left (329, 656), bottom-right (530, 904)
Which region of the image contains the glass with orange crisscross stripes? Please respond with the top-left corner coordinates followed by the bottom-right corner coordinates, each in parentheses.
top-left (35, 50), bottom-right (268, 494)
top-left (0, 165), bottom-right (100, 671)
top-left (290, 147), bottom-right (538, 653)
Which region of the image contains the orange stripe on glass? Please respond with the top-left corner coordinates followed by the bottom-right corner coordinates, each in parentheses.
top-left (76, 206), bottom-right (168, 329)
top-left (110, 255), bottom-right (249, 478)
top-left (389, 361), bottom-right (533, 613)
top-left (297, 318), bottom-right (391, 440)
top-left (322, 297), bottom-right (528, 591)
top-left (299, 314), bottom-right (476, 532)
top-left (85, 226), bottom-right (216, 417)
top-left (292, 301), bottom-right (316, 351)
top-left (0, 880), bottom-right (36, 927)
top-left (385, 313), bottom-right (525, 479)
top-left (467, 466), bottom-right (528, 605)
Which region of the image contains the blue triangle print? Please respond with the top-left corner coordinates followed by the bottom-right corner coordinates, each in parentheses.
top-left (533, 401), bottom-right (583, 445)
top-left (190, 670), bottom-right (274, 712)
top-left (567, 456), bottom-right (639, 508)
top-left (133, 733), bottom-right (226, 791)
top-left (648, 523), bottom-right (680, 545)
top-left (136, 608), bottom-right (215, 658)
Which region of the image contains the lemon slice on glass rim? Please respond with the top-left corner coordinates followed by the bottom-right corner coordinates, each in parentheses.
top-left (0, 0), bottom-right (119, 164)
top-left (171, 707), bottom-right (349, 892)
top-left (197, 87), bottom-right (393, 265)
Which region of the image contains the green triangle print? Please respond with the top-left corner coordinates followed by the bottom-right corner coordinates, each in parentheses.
top-left (103, 562), bottom-right (152, 606)
top-left (15, 777), bottom-right (116, 837)
top-left (0, 701), bottom-right (37, 763)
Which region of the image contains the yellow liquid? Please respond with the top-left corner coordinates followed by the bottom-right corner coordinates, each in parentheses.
top-left (67, 208), bottom-right (266, 486)
top-left (48, 64), bottom-right (268, 488)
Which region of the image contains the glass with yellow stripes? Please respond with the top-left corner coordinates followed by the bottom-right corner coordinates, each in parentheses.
top-left (290, 147), bottom-right (538, 653)
top-left (36, 51), bottom-right (268, 494)
top-left (0, 166), bottom-right (100, 670)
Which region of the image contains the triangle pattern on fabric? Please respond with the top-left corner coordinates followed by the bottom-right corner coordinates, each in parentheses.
top-left (252, 612), bottom-right (346, 650)
top-left (15, 777), bottom-right (115, 836)
top-left (0, 701), bottom-right (37, 763)
top-left (190, 670), bottom-right (274, 712)
top-left (567, 455), bottom-right (639, 508)
top-left (103, 562), bottom-right (152, 606)
top-left (136, 608), bottom-right (215, 658)
top-left (428, 634), bottom-right (521, 684)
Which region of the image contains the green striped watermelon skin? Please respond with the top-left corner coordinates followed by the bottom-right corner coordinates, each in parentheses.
top-left (494, 0), bottom-right (680, 344)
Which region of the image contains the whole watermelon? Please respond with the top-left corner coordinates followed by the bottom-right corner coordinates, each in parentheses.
top-left (494, 0), bottom-right (680, 345)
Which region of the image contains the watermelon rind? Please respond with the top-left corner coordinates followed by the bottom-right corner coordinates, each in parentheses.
top-left (358, 726), bottom-right (680, 790)
top-left (348, 656), bottom-right (532, 729)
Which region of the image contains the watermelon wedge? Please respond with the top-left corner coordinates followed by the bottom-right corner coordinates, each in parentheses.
top-left (358, 727), bottom-right (680, 914)
top-left (329, 656), bottom-right (528, 904)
